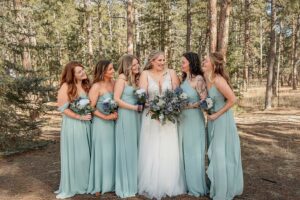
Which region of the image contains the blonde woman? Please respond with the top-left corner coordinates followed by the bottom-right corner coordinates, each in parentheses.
top-left (138, 51), bottom-right (186, 199)
top-left (114, 54), bottom-right (142, 198)
top-left (202, 52), bottom-right (243, 200)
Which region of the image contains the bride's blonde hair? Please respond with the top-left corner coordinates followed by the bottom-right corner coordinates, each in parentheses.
top-left (143, 50), bottom-right (165, 70)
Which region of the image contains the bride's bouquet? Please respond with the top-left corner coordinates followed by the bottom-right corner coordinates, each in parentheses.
top-left (102, 97), bottom-right (118, 114)
top-left (147, 87), bottom-right (188, 124)
top-left (134, 88), bottom-right (147, 106)
top-left (69, 96), bottom-right (94, 115)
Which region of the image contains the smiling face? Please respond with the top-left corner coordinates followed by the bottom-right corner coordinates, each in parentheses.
top-left (151, 54), bottom-right (165, 71)
top-left (131, 58), bottom-right (140, 75)
top-left (181, 56), bottom-right (190, 74)
top-left (103, 63), bottom-right (115, 80)
top-left (74, 66), bottom-right (87, 81)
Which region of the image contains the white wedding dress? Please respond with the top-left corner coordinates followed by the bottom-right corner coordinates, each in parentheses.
top-left (138, 71), bottom-right (186, 200)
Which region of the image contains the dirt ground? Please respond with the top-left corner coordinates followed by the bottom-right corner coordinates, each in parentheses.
top-left (0, 87), bottom-right (299, 200)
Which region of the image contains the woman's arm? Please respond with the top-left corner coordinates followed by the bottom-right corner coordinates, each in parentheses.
top-left (57, 83), bottom-right (91, 120)
top-left (207, 76), bottom-right (236, 121)
top-left (114, 74), bottom-right (139, 111)
top-left (89, 83), bottom-right (117, 120)
top-left (169, 69), bottom-right (180, 89)
top-left (139, 71), bottom-right (148, 92)
top-left (195, 75), bottom-right (208, 100)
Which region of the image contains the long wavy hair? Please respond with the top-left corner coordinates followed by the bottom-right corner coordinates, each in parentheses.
top-left (93, 60), bottom-right (112, 84)
top-left (143, 50), bottom-right (164, 70)
top-left (182, 52), bottom-right (203, 81)
top-left (60, 61), bottom-right (90, 102)
top-left (209, 52), bottom-right (231, 87)
top-left (117, 54), bottom-right (140, 87)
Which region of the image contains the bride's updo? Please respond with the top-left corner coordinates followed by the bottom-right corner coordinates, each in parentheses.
top-left (144, 50), bottom-right (164, 70)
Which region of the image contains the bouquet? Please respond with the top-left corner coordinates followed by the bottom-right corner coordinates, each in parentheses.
top-left (102, 97), bottom-right (118, 114)
top-left (69, 96), bottom-right (94, 115)
top-left (200, 96), bottom-right (214, 114)
top-left (147, 87), bottom-right (188, 124)
top-left (134, 88), bottom-right (147, 105)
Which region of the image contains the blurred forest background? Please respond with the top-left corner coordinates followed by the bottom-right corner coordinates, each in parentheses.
top-left (0, 0), bottom-right (299, 161)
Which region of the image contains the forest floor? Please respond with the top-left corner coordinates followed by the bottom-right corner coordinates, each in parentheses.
top-left (0, 86), bottom-right (299, 200)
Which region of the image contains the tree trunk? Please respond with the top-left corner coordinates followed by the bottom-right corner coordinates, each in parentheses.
top-left (209, 0), bottom-right (217, 52)
top-left (274, 22), bottom-right (282, 97)
top-left (243, 0), bottom-right (250, 91)
top-left (97, 3), bottom-right (103, 58)
top-left (127, 0), bottom-right (134, 54)
top-left (265, 0), bottom-right (276, 110)
top-left (186, 0), bottom-right (192, 52)
top-left (259, 17), bottom-right (263, 81)
top-left (85, 0), bottom-right (93, 68)
top-left (135, 6), bottom-right (141, 58)
top-left (292, 14), bottom-right (299, 90)
top-left (13, 0), bottom-right (32, 70)
top-left (217, 0), bottom-right (232, 58)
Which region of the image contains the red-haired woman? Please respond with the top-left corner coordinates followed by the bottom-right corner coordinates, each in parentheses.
top-left (55, 61), bottom-right (92, 199)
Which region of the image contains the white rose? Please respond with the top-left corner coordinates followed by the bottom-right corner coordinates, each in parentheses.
top-left (103, 97), bottom-right (112, 103)
top-left (136, 88), bottom-right (146, 94)
top-left (157, 99), bottom-right (165, 107)
top-left (78, 99), bottom-right (90, 107)
top-left (159, 114), bottom-right (164, 121)
top-left (206, 98), bottom-right (213, 109)
top-left (180, 93), bottom-right (188, 99)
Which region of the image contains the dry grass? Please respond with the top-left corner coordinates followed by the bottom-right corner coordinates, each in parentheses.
top-left (238, 86), bottom-right (300, 110)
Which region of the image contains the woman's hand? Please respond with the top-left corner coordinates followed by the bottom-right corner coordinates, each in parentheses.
top-left (135, 105), bottom-right (144, 112)
top-left (105, 112), bottom-right (118, 120)
top-left (207, 112), bottom-right (219, 121)
top-left (79, 113), bottom-right (92, 121)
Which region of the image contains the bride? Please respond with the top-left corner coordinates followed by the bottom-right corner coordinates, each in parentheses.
top-left (138, 51), bottom-right (186, 199)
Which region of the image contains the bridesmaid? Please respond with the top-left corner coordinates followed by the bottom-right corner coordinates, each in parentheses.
top-left (56, 61), bottom-right (91, 199)
top-left (87, 60), bottom-right (118, 196)
top-left (202, 52), bottom-right (243, 200)
top-left (179, 52), bottom-right (208, 197)
top-left (114, 54), bottom-right (142, 198)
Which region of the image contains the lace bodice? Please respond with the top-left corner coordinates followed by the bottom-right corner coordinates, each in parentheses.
top-left (147, 70), bottom-right (172, 100)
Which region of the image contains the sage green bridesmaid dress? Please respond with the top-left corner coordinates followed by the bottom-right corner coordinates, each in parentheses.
top-left (179, 80), bottom-right (208, 197)
top-left (115, 85), bottom-right (141, 198)
top-left (55, 94), bottom-right (91, 199)
top-left (87, 92), bottom-right (115, 194)
top-left (207, 86), bottom-right (243, 200)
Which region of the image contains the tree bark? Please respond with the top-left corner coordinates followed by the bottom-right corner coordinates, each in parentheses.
top-left (243, 0), bottom-right (250, 91)
top-left (292, 14), bottom-right (299, 90)
top-left (186, 0), bottom-right (192, 52)
top-left (97, 2), bottom-right (103, 58)
top-left (13, 0), bottom-right (32, 70)
top-left (265, 0), bottom-right (276, 110)
top-left (209, 0), bottom-right (217, 52)
top-left (217, 0), bottom-right (232, 58)
top-left (85, 0), bottom-right (93, 68)
top-left (127, 0), bottom-right (134, 54)
top-left (259, 17), bottom-right (263, 81)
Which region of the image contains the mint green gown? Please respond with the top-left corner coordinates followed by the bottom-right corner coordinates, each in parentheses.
top-left (179, 80), bottom-right (208, 197)
top-left (207, 86), bottom-right (243, 200)
top-left (115, 85), bottom-right (141, 198)
top-left (55, 94), bottom-right (91, 199)
top-left (87, 92), bottom-right (115, 194)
